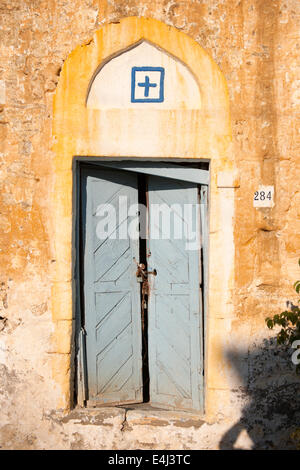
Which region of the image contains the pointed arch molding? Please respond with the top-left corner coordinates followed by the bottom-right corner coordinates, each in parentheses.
top-left (52, 17), bottom-right (234, 412)
top-left (53, 17), bottom-right (231, 162)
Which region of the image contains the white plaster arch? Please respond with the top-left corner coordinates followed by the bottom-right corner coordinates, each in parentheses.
top-left (87, 41), bottom-right (201, 110)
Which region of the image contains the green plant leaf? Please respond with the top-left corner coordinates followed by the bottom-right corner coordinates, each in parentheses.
top-left (293, 281), bottom-right (300, 293)
top-left (265, 258), bottom-right (300, 373)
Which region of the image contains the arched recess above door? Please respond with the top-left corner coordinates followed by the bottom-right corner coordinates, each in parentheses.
top-left (86, 40), bottom-right (202, 110)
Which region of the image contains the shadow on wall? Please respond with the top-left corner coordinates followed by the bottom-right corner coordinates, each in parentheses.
top-left (220, 337), bottom-right (300, 450)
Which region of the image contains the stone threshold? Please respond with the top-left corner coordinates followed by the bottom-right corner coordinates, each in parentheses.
top-left (55, 404), bottom-right (206, 429)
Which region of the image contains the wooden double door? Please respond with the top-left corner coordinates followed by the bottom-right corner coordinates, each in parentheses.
top-left (79, 161), bottom-right (208, 412)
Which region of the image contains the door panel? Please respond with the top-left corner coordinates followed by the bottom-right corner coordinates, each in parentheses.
top-left (147, 175), bottom-right (204, 412)
top-left (81, 167), bottom-right (143, 405)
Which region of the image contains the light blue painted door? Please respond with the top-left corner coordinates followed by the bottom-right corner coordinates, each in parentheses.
top-left (147, 176), bottom-right (204, 412)
top-left (81, 167), bottom-right (143, 405)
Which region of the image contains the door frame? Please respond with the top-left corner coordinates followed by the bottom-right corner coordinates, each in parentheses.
top-left (73, 157), bottom-right (210, 411)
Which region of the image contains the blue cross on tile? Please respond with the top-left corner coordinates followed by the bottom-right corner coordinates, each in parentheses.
top-left (138, 75), bottom-right (157, 97)
top-left (131, 67), bottom-right (165, 103)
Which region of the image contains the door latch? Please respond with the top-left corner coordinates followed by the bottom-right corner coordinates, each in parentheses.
top-left (136, 263), bottom-right (157, 282)
top-left (134, 262), bottom-right (157, 334)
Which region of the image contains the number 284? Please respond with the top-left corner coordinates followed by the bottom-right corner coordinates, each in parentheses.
top-left (254, 191), bottom-right (272, 201)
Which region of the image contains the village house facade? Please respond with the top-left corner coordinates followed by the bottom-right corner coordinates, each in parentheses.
top-left (0, 1), bottom-right (299, 449)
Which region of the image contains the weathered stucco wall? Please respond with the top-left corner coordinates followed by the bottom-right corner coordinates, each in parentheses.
top-left (0, 0), bottom-right (299, 450)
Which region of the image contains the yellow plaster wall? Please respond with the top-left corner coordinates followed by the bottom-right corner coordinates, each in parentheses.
top-left (0, 2), bottom-right (299, 448)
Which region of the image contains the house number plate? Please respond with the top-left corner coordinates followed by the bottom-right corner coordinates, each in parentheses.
top-left (253, 185), bottom-right (275, 208)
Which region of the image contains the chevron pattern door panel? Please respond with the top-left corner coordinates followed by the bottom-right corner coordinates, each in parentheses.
top-left (147, 176), bottom-right (204, 412)
top-left (81, 167), bottom-right (143, 405)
